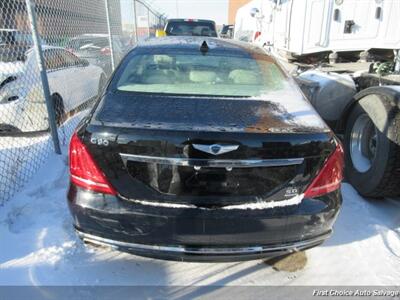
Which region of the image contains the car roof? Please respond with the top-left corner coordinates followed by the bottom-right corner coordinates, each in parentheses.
top-left (71, 34), bottom-right (109, 39)
top-left (25, 45), bottom-right (66, 53)
top-left (135, 36), bottom-right (268, 57)
top-left (166, 18), bottom-right (216, 24)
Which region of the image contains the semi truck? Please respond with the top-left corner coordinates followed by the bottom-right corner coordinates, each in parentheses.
top-left (235, 0), bottom-right (400, 197)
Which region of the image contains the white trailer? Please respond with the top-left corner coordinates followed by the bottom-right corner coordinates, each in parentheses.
top-left (234, 0), bottom-right (263, 43)
top-left (234, 0), bottom-right (400, 198)
top-left (235, 0), bottom-right (400, 58)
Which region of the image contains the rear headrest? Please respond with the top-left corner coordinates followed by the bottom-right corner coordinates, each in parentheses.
top-left (201, 28), bottom-right (211, 36)
top-left (153, 55), bottom-right (174, 65)
top-left (189, 70), bottom-right (217, 83)
top-left (142, 69), bottom-right (174, 84)
top-left (229, 69), bottom-right (260, 84)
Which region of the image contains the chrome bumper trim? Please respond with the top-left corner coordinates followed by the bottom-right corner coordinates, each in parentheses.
top-left (77, 230), bottom-right (331, 255)
top-left (120, 153), bottom-right (304, 168)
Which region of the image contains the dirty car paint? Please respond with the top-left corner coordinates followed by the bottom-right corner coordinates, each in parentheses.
top-left (94, 91), bottom-right (328, 134)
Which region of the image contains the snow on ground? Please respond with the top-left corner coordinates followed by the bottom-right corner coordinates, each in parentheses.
top-left (0, 134), bottom-right (51, 205)
top-left (0, 144), bottom-right (399, 288)
top-left (0, 111), bottom-right (86, 205)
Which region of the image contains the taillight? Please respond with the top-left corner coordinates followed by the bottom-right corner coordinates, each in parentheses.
top-left (254, 31), bottom-right (261, 41)
top-left (304, 143), bottom-right (344, 198)
top-left (100, 47), bottom-right (111, 56)
top-left (69, 133), bottom-right (116, 195)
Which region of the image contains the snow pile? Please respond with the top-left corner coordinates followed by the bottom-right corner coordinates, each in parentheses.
top-left (0, 135), bottom-right (52, 206)
top-left (1, 241), bottom-right (76, 269)
top-left (0, 110), bottom-right (87, 205)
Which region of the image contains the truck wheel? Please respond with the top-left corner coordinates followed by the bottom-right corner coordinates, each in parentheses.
top-left (344, 97), bottom-right (400, 198)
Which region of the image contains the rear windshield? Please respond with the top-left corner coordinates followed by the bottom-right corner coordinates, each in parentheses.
top-left (115, 53), bottom-right (288, 97)
top-left (0, 31), bottom-right (30, 62)
top-left (165, 21), bottom-right (217, 37)
top-left (0, 49), bottom-right (26, 62)
top-left (0, 31), bottom-right (34, 45)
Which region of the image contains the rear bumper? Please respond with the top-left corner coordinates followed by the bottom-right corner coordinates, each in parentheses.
top-left (68, 185), bottom-right (341, 262)
top-left (76, 229), bottom-right (331, 262)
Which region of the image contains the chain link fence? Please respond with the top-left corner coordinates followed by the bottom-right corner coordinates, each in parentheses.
top-left (0, 0), bottom-right (166, 205)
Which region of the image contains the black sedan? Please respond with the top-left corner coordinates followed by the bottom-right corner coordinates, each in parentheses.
top-left (68, 37), bottom-right (343, 262)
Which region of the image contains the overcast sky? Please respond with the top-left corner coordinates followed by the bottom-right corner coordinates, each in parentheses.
top-left (148, 0), bottom-right (229, 25)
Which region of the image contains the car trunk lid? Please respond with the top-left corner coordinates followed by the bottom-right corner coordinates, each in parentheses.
top-left (94, 91), bottom-right (329, 134)
top-left (83, 92), bottom-right (335, 207)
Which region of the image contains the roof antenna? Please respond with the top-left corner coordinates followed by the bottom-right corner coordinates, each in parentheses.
top-left (200, 41), bottom-right (209, 54)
